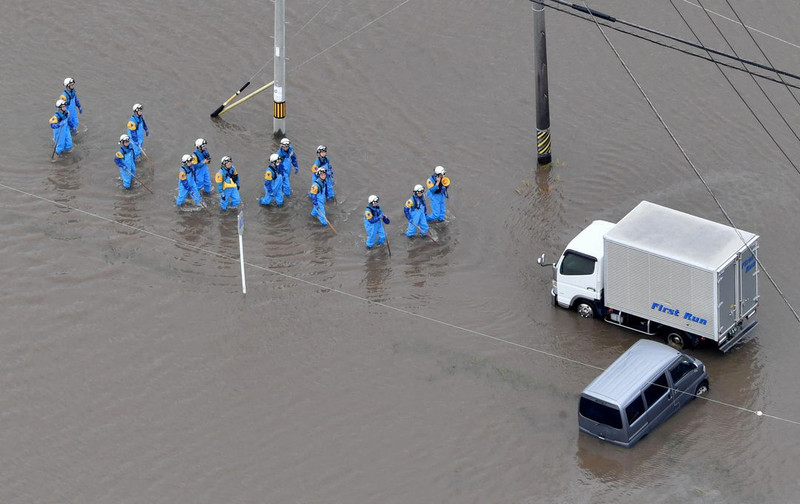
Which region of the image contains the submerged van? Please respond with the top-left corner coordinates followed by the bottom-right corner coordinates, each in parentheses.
top-left (578, 340), bottom-right (709, 448)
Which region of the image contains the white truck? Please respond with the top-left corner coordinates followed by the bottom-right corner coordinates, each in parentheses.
top-left (538, 201), bottom-right (759, 352)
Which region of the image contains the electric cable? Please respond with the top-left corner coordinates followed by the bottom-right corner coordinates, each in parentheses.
top-left (577, 1), bottom-right (800, 327)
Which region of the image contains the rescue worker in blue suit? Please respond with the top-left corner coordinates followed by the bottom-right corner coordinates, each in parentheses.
top-left (278, 137), bottom-right (299, 196)
top-left (259, 153), bottom-right (284, 207)
top-left (176, 154), bottom-right (204, 208)
top-left (49, 99), bottom-right (73, 155)
top-left (127, 103), bottom-right (149, 160)
top-left (425, 165), bottom-right (450, 222)
top-left (311, 145), bottom-right (335, 201)
top-left (364, 194), bottom-right (390, 249)
top-left (404, 184), bottom-right (430, 237)
top-left (192, 138), bottom-right (213, 194)
top-left (216, 156), bottom-right (241, 211)
top-left (308, 166), bottom-right (330, 226)
top-left (59, 77), bottom-right (82, 135)
top-left (114, 134), bottom-right (136, 189)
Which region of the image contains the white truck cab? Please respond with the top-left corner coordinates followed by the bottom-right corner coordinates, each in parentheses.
top-left (551, 220), bottom-right (614, 317)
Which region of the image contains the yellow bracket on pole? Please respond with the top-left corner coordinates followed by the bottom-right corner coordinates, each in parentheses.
top-left (218, 81), bottom-right (275, 116)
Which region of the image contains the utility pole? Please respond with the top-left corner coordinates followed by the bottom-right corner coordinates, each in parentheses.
top-left (273, 0), bottom-right (286, 136)
top-left (533, 2), bottom-right (552, 165)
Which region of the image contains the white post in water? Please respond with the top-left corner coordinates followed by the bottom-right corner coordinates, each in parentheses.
top-left (533, 2), bottom-right (552, 165)
top-left (273, 0), bottom-right (286, 135)
top-left (238, 211), bottom-right (247, 294)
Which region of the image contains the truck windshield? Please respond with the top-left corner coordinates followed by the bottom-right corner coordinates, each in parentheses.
top-left (560, 251), bottom-right (596, 276)
top-left (579, 397), bottom-right (622, 429)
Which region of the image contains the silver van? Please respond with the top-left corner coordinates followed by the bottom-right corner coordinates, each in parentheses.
top-left (578, 339), bottom-right (709, 448)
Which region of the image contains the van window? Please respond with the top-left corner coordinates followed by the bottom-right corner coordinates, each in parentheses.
top-left (560, 251), bottom-right (596, 276)
top-left (643, 373), bottom-right (670, 406)
top-left (579, 397), bottom-right (622, 429)
top-left (625, 395), bottom-right (646, 424)
top-left (669, 358), bottom-right (697, 384)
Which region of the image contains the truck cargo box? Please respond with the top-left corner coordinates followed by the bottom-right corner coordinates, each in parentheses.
top-left (603, 201), bottom-right (758, 342)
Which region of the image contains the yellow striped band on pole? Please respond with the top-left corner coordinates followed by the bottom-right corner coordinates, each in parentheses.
top-left (273, 101), bottom-right (286, 119)
top-left (537, 128), bottom-right (551, 155)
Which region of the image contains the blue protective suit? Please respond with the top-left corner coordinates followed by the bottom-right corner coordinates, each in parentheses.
top-left (404, 193), bottom-right (429, 237)
top-left (425, 174), bottom-right (450, 222)
top-left (192, 147), bottom-right (212, 194)
top-left (126, 113), bottom-right (149, 159)
top-left (364, 204), bottom-right (389, 248)
top-left (114, 143), bottom-right (136, 189)
top-left (311, 155), bottom-right (335, 200)
top-left (59, 87), bottom-right (82, 134)
top-left (278, 145), bottom-right (299, 196)
top-left (308, 178), bottom-right (329, 225)
top-left (259, 164), bottom-right (284, 206)
top-left (216, 164), bottom-right (241, 211)
top-left (49, 109), bottom-right (73, 155)
top-left (176, 164), bottom-right (202, 206)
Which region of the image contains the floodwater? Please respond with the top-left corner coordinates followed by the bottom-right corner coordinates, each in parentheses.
top-left (2, 0), bottom-right (800, 502)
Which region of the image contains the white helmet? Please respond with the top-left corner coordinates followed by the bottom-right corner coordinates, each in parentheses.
top-left (316, 166), bottom-right (327, 174)
top-left (119, 134), bottom-right (130, 143)
top-left (132, 103), bottom-right (143, 112)
top-left (195, 138), bottom-right (206, 148)
top-left (368, 195), bottom-right (379, 204)
top-left (269, 153), bottom-right (280, 163)
top-left (55, 99), bottom-right (66, 108)
top-left (414, 184), bottom-right (424, 193)
top-left (316, 145), bottom-right (327, 153)
top-left (181, 154), bottom-right (193, 164)
top-left (221, 155), bottom-right (232, 165)
top-left (280, 138), bottom-right (290, 146)
top-left (64, 77), bottom-right (75, 87)
top-left (434, 165), bottom-right (446, 175)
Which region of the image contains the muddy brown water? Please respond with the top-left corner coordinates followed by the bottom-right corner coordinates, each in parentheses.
top-left (2, 0), bottom-right (800, 502)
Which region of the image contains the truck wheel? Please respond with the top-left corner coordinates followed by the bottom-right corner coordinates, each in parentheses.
top-left (665, 330), bottom-right (686, 350)
top-left (576, 301), bottom-right (595, 319)
top-left (695, 380), bottom-right (709, 397)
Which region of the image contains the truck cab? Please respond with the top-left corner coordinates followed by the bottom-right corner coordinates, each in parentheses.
top-left (552, 220), bottom-right (615, 317)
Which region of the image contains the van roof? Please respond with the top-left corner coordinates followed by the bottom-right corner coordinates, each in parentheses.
top-left (582, 340), bottom-right (681, 407)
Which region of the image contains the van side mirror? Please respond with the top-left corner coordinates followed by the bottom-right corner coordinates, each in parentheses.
top-left (538, 253), bottom-right (555, 268)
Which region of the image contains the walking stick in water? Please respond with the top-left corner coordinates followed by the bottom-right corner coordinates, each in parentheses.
top-left (327, 220), bottom-right (337, 234)
top-left (140, 147), bottom-right (156, 168)
top-left (121, 166), bottom-right (154, 194)
top-left (416, 225), bottom-right (437, 243)
top-left (384, 233), bottom-right (392, 256)
top-left (51, 120), bottom-right (66, 160)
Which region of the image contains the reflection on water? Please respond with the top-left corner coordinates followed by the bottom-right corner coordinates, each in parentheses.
top-left (361, 250), bottom-right (391, 302)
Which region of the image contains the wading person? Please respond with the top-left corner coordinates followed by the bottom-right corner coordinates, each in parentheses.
top-left (192, 138), bottom-right (213, 195)
top-left (126, 103), bottom-right (149, 160)
top-left (278, 137), bottom-right (299, 196)
top-left (404, 184), bottom-right (429, 238)
top-left (176, 154), bottom-right (203, 209)
top-left (308, 166), bottom-right (330, 226)
top-left (114, 134), bottom-right (136, 189)
top-left (364, 194), bottom-right (390, 249)
top-left (216, 156), bottom-right (241, 211)
top-left (59, 77), bottom-right (82, 135)
top-left (49, 99), bottom-right (73, 155)
top-left (425, 165), bottom-right (450, 222)
top-left (259, 153), bottom-right (284, 207)
top-left (311, 145), bottom-right (335, 201)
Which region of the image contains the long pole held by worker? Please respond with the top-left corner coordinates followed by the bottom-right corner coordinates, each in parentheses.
top-left (238, 211), bottom-right (247, 294)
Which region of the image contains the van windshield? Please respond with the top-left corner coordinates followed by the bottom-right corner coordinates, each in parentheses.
top-left (579, 397), bottom-right (622, 429)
